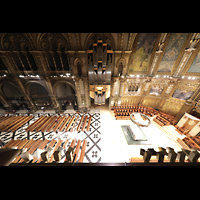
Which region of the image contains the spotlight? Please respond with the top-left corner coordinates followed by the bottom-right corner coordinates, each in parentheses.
top-left (192, 77), bottom-right (195, 80)
top-left (136, 75), bottom-right (139, 78)
top-left (188, 77), bottom-right (191, 79)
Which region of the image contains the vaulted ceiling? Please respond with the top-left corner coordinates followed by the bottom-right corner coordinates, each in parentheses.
top-left (0, 33), bottom-right (200, 119)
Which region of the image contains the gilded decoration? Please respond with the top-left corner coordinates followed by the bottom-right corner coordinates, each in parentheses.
top-left (161, 98), bottom-right (185, 115)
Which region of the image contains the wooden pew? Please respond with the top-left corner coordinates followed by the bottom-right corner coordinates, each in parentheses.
top-left (82, 116), bottom-right (88, 132)
top-left (73, 140), bottom-right (82, 163)
top-left (40, 116), bottom-right (54, 132)
top-left (41, 116), bottom-right (56, 132)
top-left (1, 139), bottom-right (15, 149)
top-left (77, 115), bottom-right (84, 132)
top-left (64, 116), bottom-right (75, 132)
top-left (2, 139), bottom-right (21, 149)
top-left (18, 139), bottom-right (44, 163)
top-left (31, 139), bottom-right (50, 163)
top-left (4, 116), bottom-right (26, 132)
top-left (12, 140), bottom-right (36, 163)
top-left (9, 116), bottom-right (33, 132)
top-left (36, 139), bottom-right (57, 163)
top-left (59, 115), bottom-right (71, 132)
top-left (35, 116), bottom-right (50, 132)
top-left (86, 115), bottom-right (92, 132)
top-left (53, 116), bottom-right (66, 132)
top-left (48, 139), bottom-right (63, 163)
top-left (64, 139), bottom-right (75, 162)
top-left (0, 116), bottom-right (18, 131)
top-left (26, 116), bottom-right (45, 132)
top-left (79, 140), bottom-right (87, 162)
top-left (70, 116), bottom-right (78, 132)
top-left (47, 116), bottom-right (62, 132)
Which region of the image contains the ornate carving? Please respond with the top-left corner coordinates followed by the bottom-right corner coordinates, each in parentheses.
top-left (162, 98), bottom-right (185, 115)
top-left (1, 33), bottom-right (32, 51)
top-left (38, 33), bottom-right (69, 51)
top-left (85, 33), bottom-right (115, 50)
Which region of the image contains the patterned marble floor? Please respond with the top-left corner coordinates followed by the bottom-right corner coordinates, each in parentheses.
top-left (0, 112), bottom-right (101, 163)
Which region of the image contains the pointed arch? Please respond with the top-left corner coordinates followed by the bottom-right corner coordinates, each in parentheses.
top-left (36, 33), bottom-right (69, 51)
top-left (84, 33), bottom-right (115, 50)
top-left (74, 58), bottom-right (82, 77)
top-left (116, 57), bottom-right (126, 76)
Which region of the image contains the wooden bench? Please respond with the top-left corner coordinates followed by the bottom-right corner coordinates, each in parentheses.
top-left (82, 116), bottom-right (88, 132)
top-left (53, 116), bottom-right (66, 132)
top-left (77, 115), bottom-right (84, 132)
top-left (9, 116), bottom-right (33, 132)
top-left (25, 116), bottom-right (44, 132)
top-left (86, 115), bottom-right (92, 132)
top-left (79, 140), bottom-right (87, 162)
top-left (59, 115), bottom-right (71, 132)
top-left (2, 138), bottom-right (88, 164)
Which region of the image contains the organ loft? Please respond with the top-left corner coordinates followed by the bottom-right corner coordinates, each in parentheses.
top-left (1, 33), bottom-right (200, 165)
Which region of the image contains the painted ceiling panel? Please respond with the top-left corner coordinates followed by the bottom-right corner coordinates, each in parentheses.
top-left (128, 33), bottom-right (157, 73)
top-left (157, 33), bottom-right (188, 73)
top-left (187, 50), bottom-right (200, 73)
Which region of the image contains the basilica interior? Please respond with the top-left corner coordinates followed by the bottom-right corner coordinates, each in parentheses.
top-left (1, 33), bottom-right (200, 166)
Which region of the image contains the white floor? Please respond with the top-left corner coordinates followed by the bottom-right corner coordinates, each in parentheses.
top-left (97, 104), bottom-right (183, 163)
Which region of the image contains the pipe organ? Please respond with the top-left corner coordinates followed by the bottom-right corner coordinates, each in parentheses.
top-left (87, 40), bottom-right (112, 105)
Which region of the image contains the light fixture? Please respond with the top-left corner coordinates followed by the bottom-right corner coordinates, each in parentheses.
top-left (188, 77), bottom-right (191, 79)
top-left (182, 76), bottom-right (184, 78)
top-left (96, 86), bottom-right (103, 90)
top-left (136, 75), bottom-right (140, 78)
top-left (192, 77), bottom-right (195, 80)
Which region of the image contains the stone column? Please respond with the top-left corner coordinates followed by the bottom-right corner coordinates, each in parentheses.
top-left (74, 78), bottom-right (82, 110)
top-left (83, 78), bottom-right (90, 109)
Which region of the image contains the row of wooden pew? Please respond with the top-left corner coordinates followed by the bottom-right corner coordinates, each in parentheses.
top-left (25, 114), bottom-right (92, 133)
top-left (0, 116), bottom-right (33, 132)
top-left (130, 147), bottom-right (200, 163)
top-left (111, 105), bottom-right (177, 126)
top-left (111, 106), bottom-right (158, 120)
top-left (182, 135), bottom-right (200, 151)
top-left (153, 116), bottom-right (171, 126)
top-left (2, 139), bottom-right (87, 164)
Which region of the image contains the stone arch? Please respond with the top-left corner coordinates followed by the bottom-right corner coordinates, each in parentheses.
top-left (1, 33), bottom-right (34, 51)
top-left (25, 81), bottom-right (48, 95)
top-left (1, 81), bottom-right (22, 98)
top-left (1, 81), bottom-right (27, 110)
top-left (84, 33), bottom-right (115, 50)
top-left (53, 80), bottom-right (76, 94)
top-left (116, 58), bottom-right (126, 76)
top-left (25, 81), bottom-right (52, 109)
top-left (37, 33), bottom-right (69, 51)
top-left (53, 81), bottom-right (77, 110)
top-left (74, 58), bottom-right (82, 77)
